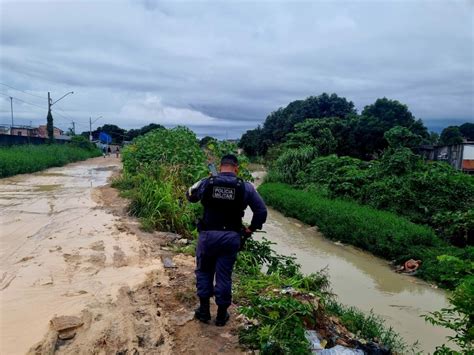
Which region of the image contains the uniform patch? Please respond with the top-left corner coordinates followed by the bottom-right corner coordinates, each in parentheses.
top-left (212, 186), bottom-right (236, 200)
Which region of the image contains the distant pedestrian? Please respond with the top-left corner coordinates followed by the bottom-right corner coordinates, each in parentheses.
top-left (107, 146), bottom-right (111, 156)
top-left (115, 146), bottom-right (120, 158)
top-left (102, 147), bottom-right (107, 158)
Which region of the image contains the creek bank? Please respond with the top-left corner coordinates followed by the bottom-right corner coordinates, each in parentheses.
top-left (247, 173), bottom-right (452, 353)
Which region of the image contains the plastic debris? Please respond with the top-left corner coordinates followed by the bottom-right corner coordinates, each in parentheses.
top-left (319, 345), bottom-right (364, 354)
top-left (305, 330), bottom-right (325, 351)
top-left (161, 256), bottom-right (177, 268)
top-left (280, 286), bottom-right (298, 295)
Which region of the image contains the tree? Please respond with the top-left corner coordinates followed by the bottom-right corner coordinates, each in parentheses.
top-left (428, 131), bottom-right (440, 145)
top-left (352, 98), bottom-right (429, 158)
top-left (285, 119), bottom-right (338, 156)
top-left (125, 123), bottom-right (164, 141)
top-left (96, 124), bottom-right (126, 144)
top-left (239, 126), bottom-right (265, 156)
top-left (459, 122), bottom-right (474, 141)
top-left (384, 126), bottom-right (423, 149)
top-left (440, 126), bottom-right (464, 145)
top-left (199, 136), bottom-right (217, 148)
top-left (245, 93), bottom-right (356, 156)
top-left (262, 93), bottom-right (356, 145)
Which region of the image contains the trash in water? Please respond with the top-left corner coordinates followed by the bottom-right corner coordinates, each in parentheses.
top-left (319, 345), bottom-right (364, 354)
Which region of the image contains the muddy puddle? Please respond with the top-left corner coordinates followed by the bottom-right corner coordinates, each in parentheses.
top-left (245, 172), bottom-right (453, 353)
top-left (0, 157), bottom-right (164, 355)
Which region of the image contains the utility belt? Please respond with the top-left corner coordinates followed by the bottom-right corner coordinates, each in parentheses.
top-left (197, 219), bottom-right (242, 233)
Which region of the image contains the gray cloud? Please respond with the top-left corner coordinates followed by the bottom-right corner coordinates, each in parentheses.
top-left (0, 0), bottom-right (472, 138)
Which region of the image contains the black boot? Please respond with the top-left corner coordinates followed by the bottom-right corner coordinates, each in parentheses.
top-left (194, 297), bottom-right (211, 323)
top-left (215, 305), bottom-right (230, 326)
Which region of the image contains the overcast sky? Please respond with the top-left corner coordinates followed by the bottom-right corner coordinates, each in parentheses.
top-left (0, 0), bottom-right (473, 138)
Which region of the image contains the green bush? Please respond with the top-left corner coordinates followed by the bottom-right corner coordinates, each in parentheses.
top-left (117, 126), bottom-right (252, 236)
top-left (0, 143), bottom-right (101, 178)
top-left (424, 276), bottom-right (474, 353)
top-left (258, 183), bottom-right (473, 289)
top-left (280, 148), bottom-right (474, 236)
top-left (266, 146), bottom-right (318, 185)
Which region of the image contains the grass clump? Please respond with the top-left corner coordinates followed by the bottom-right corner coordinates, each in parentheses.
top-left (0, 141), bottom-right (101, 178)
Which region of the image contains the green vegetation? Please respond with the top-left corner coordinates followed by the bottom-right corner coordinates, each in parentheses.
top-left (239, 92), bottom-right (473, 353)
top-left (0, 140), bottom-right (101, 178)
top-left (239, 94), bottom-right (434, 159)
top-left (113, 126), bottom-right (206, 236)
top-left (424, 276), bottom-right (474, 353)
top-left (114, 126), bottom-right (252, 236)
top-left (258, 182), bottom-right (473, 289)
top-left (269, 148), bottom-right (474, 239)
top-left (258, 182), bottom-right (473, 353)
top-left (114, 126), bottom-right (404, 354)
top-left (235, 238), bottom-right (406, 354)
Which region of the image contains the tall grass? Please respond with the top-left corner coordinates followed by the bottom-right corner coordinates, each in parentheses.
top-left (0, 144), bottom-right (101, 178)
top-left (258, 182), bottom-right (473, 289)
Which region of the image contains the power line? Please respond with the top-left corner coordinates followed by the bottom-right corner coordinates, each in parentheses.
top-left (0, 92), bottom-right (44, 110)
top-left (0, 83), bottom-right (46, 100)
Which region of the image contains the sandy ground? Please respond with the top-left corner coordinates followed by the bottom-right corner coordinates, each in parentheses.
top-left (0, 157), bottom-right (242, 354)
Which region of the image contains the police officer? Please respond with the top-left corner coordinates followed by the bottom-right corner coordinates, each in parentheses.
top-left (186, 154), bottom-right (267, 326)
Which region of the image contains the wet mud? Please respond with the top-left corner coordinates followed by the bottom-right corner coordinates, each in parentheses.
top-left (0, 157), bottom-right (242, 354)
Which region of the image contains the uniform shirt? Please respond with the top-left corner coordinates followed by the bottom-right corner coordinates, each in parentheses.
top-left (186, 172), bottom-right (267, 231)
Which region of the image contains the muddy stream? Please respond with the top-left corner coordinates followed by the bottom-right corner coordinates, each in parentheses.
top-left (245, 171), bottom-right (453, 353)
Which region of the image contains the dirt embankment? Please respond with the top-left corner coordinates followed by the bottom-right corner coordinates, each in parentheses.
top-left (0, 158), bottom-right (242, 354)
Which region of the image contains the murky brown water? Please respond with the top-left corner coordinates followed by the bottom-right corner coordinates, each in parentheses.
top-left (0, 157), bottom-right (163, 355)
top-left (245, 172), bottom-right (453, 354)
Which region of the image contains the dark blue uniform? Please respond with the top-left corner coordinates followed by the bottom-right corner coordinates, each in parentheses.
top-left (187, 172), bottom-right (267, 307)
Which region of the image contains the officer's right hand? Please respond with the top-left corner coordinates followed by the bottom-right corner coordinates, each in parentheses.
top-left (242, 227), bottom-right (253, 239)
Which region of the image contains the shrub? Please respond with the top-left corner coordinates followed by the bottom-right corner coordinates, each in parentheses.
top-left (266, 146), bottom-right (318, 185)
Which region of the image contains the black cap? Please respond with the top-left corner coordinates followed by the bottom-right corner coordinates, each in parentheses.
top-left (220, 154), bottom-right (239, 166)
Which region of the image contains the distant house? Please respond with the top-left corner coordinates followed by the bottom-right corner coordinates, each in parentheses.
top-left (0, 125), bottom-right (11, 135)
top-left (8, 125), bottom-right (39, 137)
top-left (38, 125), bottom-right (64, 138)
top-left (419, 140), bottom-right (474, 174)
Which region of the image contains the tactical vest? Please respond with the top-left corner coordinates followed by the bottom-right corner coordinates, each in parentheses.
top-left (200, 175), bottom-right (246, 232)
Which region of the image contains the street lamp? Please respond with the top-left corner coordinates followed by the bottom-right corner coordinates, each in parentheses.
top-left (89, 115), bottom-right (102, 141)
top-left (47, 91), bottom-right (74, 140)
top-left (50, 91), bottom-right (74, 107)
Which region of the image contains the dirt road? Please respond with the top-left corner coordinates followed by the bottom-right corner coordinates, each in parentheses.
top-left (0, 157), bottom-right (241, 354)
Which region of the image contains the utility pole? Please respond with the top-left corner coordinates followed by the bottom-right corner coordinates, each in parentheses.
top-left (89, 115), bottom-right (102, 141)
top-left (72, 121), bottom-right (76, 135)
top-left (47, 91), bottom-right (74, 140)
top-left (47, 92), bottom-right (53, 140)
top-left (10, 96), bottom-right (13, 127)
